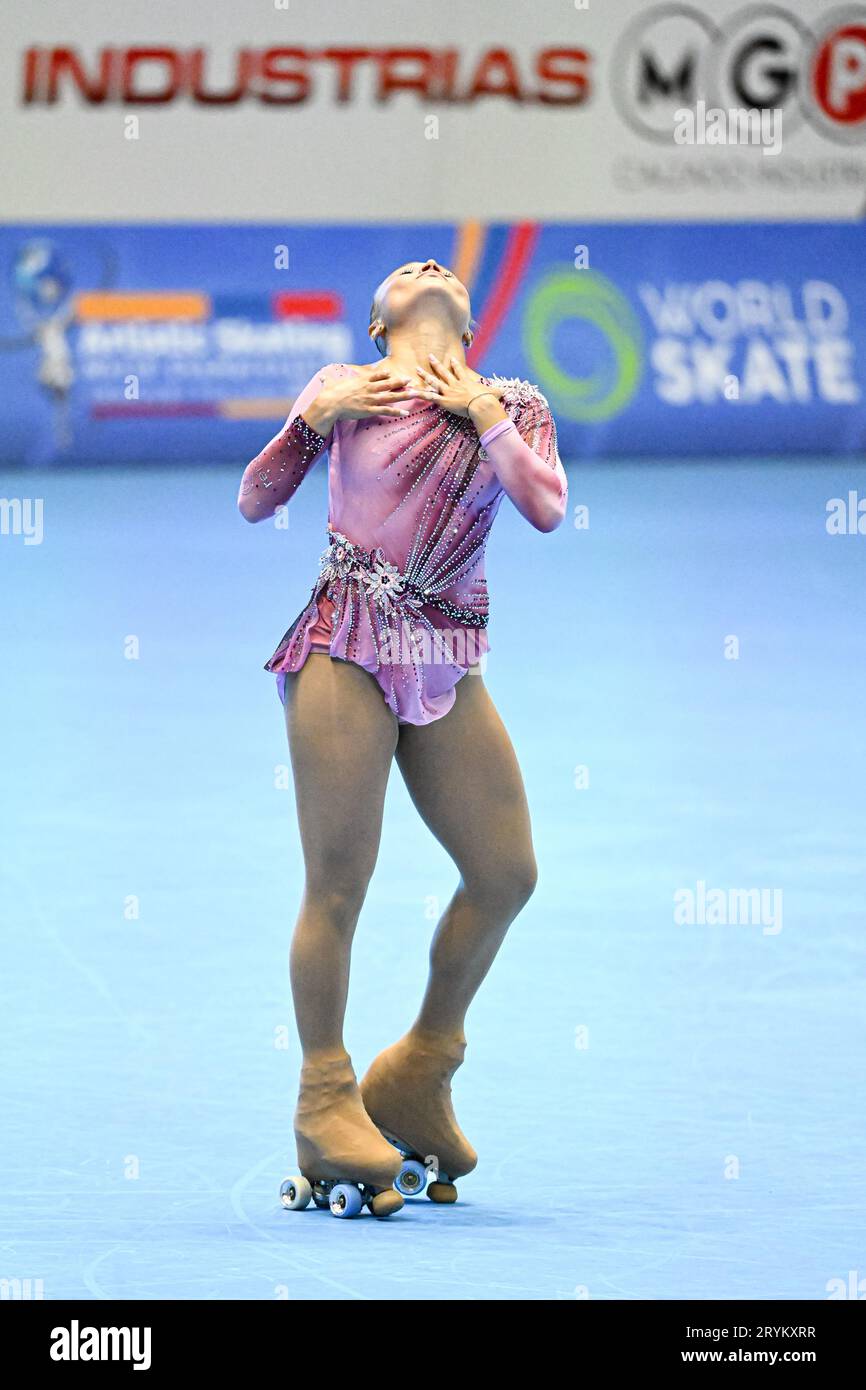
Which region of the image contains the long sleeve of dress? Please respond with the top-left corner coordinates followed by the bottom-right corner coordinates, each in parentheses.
top-left (237, 367), bottom-right (334, 522)
top-left (479, 390), bottom-right (568, 533)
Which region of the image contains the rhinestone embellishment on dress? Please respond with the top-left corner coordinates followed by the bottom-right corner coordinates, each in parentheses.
top-left (316, 530), bottom-right (487, 629)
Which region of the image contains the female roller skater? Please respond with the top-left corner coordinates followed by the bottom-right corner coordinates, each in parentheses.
top-left (238, 258), bottom-right (568, 1218)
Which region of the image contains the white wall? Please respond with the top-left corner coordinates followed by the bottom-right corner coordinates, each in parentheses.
top-left (2, 0), bottom-right (864, 221)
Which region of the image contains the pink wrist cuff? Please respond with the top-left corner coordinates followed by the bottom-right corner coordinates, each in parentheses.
top-left (479, 418), bottom-right (516, 449)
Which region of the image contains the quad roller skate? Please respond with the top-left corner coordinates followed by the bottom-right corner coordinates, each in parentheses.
top-left (360, 1031), bottom-right (477, 1204)
top-left (279, 1052), bottom-right (404, 1220)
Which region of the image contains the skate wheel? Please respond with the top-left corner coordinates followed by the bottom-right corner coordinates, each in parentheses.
top-left (427, 1181), bottom-right (458, 1204)
top-left (329, 1183), bottom-right (363, 1218)
top-left (394, 1158), bottom-right (428, 1197)
top-left (279, 1176), bottom-right (312, 1210)
top-left (369, 1189), bottom-right (404, 1219)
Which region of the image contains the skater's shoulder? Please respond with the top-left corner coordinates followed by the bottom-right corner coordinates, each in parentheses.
top-left (482, 373), bottom-right (552, 413)
top-left (317, 361), bottom-right (372, 380)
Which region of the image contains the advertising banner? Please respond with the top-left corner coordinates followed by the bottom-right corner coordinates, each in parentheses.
top-left (2, 1), bottom-right (866, 223)
top-left (1, 221), bottom-right (863, 464)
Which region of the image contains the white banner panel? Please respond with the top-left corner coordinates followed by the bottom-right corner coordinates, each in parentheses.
top-left (2, 0), bottom-right (865, 221)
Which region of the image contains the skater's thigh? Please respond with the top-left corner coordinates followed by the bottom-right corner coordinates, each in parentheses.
top-left (394, 670), bottom-right (535, 884)
top-left (284, 655), bottom-right (398, 887)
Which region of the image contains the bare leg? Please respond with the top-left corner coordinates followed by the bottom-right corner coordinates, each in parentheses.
top-left (283, 654), bottom-right (402, 1193)
top-left (285, 653), bottom-right (397, 1054)
top-left (395, 667), bottom-right (538, 1038)
top-left (360, 668), bottom-right (537, 1188)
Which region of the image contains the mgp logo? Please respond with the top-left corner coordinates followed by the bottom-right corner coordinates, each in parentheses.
top-left (612, 4), bottom-right (866, 142)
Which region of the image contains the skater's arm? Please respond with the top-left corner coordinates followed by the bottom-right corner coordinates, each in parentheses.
top-left (237, 367), bottom-right (336, 523)
top-left (470, 391), bottom-right (568, 534)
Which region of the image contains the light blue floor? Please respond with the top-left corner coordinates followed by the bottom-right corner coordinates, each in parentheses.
top-left (2, 456), bottom-right (865, 1300)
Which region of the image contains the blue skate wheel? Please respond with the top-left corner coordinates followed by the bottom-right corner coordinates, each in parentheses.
top-left (279, 1176), bottom-right (312, 1210)
top-left (394, 1159), bottom-right (428, 1197)
top-left (329, 1183), bottom-right (363, 1218)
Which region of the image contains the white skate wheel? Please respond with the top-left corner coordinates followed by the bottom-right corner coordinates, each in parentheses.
top-left (395, 1159), bottom-right (428, 1197)
top-left (329, 1183), bottom-right (363, 1218)
top-left (280, 1176), bottom-right (312, 1210)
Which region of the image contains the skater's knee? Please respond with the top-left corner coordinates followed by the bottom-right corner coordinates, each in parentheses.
top-left (304, 868), bottom-right (372, 930)
top-left (466, 851), bottom-right (538, 915)
top-left (504, 854), bottom-right (538, 911)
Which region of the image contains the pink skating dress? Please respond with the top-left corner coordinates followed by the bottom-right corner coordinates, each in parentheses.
top-left (237, 363), bottom-right (568, 725)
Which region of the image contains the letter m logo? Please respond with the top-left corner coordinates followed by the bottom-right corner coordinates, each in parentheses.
top-left (639, 51), bottom-right (694, 104)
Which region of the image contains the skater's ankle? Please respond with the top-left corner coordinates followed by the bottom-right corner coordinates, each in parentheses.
top-left (299, 1045), bottom-right (354, 1075)
top-left (405, 1024), bottom-right (467, 1052)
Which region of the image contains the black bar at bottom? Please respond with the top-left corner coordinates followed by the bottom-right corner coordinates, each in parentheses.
top-left (3, 1297), bottom-right (860, 1374)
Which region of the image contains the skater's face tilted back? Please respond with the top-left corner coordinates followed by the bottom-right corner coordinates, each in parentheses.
top-left (368, 259), bottom-right (474, 370)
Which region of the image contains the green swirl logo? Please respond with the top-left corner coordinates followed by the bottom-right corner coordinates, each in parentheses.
top-left (523, 268), bottom-right (643, 422)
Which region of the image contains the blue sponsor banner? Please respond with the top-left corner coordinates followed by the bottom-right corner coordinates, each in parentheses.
top-left (0, 222), bottom-right (863, 465)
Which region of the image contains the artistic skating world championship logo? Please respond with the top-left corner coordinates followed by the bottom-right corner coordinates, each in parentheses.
top-left (523, 269), bottom-right (644, 423)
